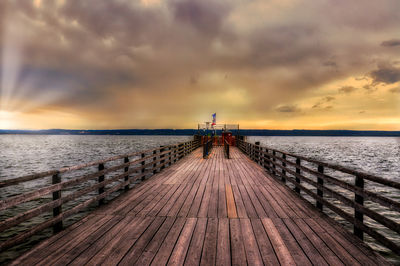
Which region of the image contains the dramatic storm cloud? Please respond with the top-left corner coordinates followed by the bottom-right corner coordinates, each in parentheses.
top-left (0, 0), bottom-right (399, 129)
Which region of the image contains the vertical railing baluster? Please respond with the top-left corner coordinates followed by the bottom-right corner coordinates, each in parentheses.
top-left (174, 145), bottom-right (178, 163)
top-left (52, 172), bottom-right (63, 233)
top-left (295, 158), bottom-right (301, 193)
top-left (354, 175), bottom-right (364, 240)
top-left (317, 165), bottom-right (324, 211)
top-left (255, 142), bottom-right (260, 164)
top-left (153, 150), bottom-right (157, 174)
top-left (168, 146), bottom-right (172, 166)
top-left (265, 149), bottom-right (271, 172)
top-left (272, 151), bottom-right (276, 176)
top-left (124, 157), bottom-right (129, 191)
top-left (141, 153), bottom-right (145, 181)
top-left (98, 163), bottom-right (105, 205)
top-left (160, 146), bottom-right (165, 170)
top-left (281, 154), bottom-right (286, 183)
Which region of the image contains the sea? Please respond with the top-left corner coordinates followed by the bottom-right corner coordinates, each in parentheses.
top-left (0, 135), bottom-right (399, 264)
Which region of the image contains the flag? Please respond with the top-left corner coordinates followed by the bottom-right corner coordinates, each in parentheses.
top-left (212, 113), bottom-right (216, 125)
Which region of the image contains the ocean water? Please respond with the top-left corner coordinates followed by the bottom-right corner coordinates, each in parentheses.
top-left (247, 136), bottom-right (400, 263)
top-left (0, 135), bottom-right (192, 264)
top-left (0, 135), bottom-right (399, 263)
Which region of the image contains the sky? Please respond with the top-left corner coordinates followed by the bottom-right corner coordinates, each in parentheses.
top-left (0, 0), bottom-right (399, 130)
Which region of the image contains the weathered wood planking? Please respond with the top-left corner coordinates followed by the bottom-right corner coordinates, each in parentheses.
top-left (11, 147), bottom-right (388, 265)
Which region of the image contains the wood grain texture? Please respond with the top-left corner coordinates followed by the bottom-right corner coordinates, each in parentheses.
top-left (10, 147), bottom-right (388, 266)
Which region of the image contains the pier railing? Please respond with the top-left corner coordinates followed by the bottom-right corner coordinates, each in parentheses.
top-left (237, 139), bottom-right (400, 256)
top-left (0, 138), bottom-right (201, 253)
top-left (224, 139), bottom-right (230, 159)
top-left (203, 138), bottom-right (213, 159)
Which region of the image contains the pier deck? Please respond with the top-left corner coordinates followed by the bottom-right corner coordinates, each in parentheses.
top-left (12, 147), bottom-right (386, 265)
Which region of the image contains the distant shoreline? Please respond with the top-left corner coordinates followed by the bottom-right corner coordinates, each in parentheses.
top-left (1, 129), bottom-right (400, 137)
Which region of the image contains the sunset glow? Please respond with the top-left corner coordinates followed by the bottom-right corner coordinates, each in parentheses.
top-left (0, 0), bottom-right (399, 130)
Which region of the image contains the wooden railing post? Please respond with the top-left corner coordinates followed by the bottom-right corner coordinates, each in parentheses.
top-left (160, 146), bottom-right (165, 170)
top-left (272, 151), bottom-right (276, 176)
top-left (52, 173), bottom-right (63, 233)
top-left (354, 175), bottom-right (364, 240)
top-left (153, 150), bottom-right (157, 174)
top-left (295, 158), bottom-right (301, 193)
top-left (281, 154), bottom-right (286, 183)
top-left (141, 153), bottom-right (145, 181)
top-left (168, 146), bottom-right (172, 166)
top-left (174, 145), bottom-right (178, 163)
top-left (264, 148), bottom-right (270, 172)
top-left (124, 157), bottom-right (129, 191)
top-left (255, 142), bottom-right (260, 164)
top-left (317, 165), bottom-right (324, 211)
top-left (98, 163), bottom-right (105, 205)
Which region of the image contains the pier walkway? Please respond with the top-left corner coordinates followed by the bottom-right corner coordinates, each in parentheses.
top-left (12, 147), bottom-right (387, 265)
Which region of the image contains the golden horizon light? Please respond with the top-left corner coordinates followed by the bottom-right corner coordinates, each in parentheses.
top-left (0, 0), bottom-right (399, 130)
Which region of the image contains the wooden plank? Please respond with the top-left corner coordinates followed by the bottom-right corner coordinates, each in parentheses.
top-left (217, 153), bottom-right (228, 218)
top-left (249, 165), bottom-right (314, 218)
top-left (216, 218), bottom-right (230, 266)
top-left (207, 156), bottom-right (219, 218)
top-left (134, 217), bottom-right (177, 265)
top-left (240, 218), bottom-right (264, 265)
top-left (229, 218), bottom-right (247, 266)
top-left (303, 218), bottom-right (361, 265)
top-left (157, 161), bottom-right (202, 217)
top-left (224, 157), bottom-right (247, 218)
top-left (135, 184), bottom-right (174, 217)
top-left (269, 218), bottom-right (311, 265)
top-left (22, 214), bottom-right (114, 265)
top-left (261, 218), bottom-right (296, 266)
top-left (237, 157), bottom-right (294, 218)
top-left (314, 217), bottom-right (385, 265)
top-left (200, 218), bottom-right (218, 265)
top-left (150, 217), bottom-right (186, 265)
top-left (167, 218), bottom-right (197, 265)
top-left (178, 156), bottom-right (212, 217)
top-left (167, 158), bottom-right (205, 217)
top-left (10, 214), bottom-right (94, 265)
top-left (70, 216), bottom-right (151, 265)
top-left (146, 184), bottom-right (180, 217)
top-left (293, 218), bottom-right (345, 265)
top-left (251, 219), bottom-right (280, 265)
top-left (184, 218), bottom-right (207, 265)
top-left (225, 185), bottom-right (238, 218)
top-left (283, 218), bottom-right (328, 266)
top-left (37, 215), bottom-right (124, 265)
top-left (118, 217), bottom-right (167, 265)
top-left (234, 162), bottom-right (271, 218)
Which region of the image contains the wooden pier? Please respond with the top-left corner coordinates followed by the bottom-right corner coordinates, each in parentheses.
top-left (7, 146), bottom-right (390, 265)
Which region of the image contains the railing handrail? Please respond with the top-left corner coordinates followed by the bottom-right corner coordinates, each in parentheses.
top-left (236, 138), bottom-right (400, 257)
top-left (0, 138), bottom-right (201, 253)
top-left (242, 140), bottom-right (399, 189)
top-left (0, 140), bottom-right (197, 188)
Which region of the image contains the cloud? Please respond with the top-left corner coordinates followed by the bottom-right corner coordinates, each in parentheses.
top-left (363, 84), bottom-right (377, 93)
top-left (369, 64), bottom-right (400, 84)
top-left (338, 86), bottom-right (358, 94)
top-left (381, 39), bottom-right (400, 47)
top-left (276, 105), bottom-right (300, 113)
top-left (170, 0), bottom-right (231, 37)
top-left (1, 0), bottom-right (400, 129)
top-left (312, 96), bottom-right (335, 108)
top-left (323, 96), bottom-right (335, 102)
top-left (389, 87), bottom-right (400, 93)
